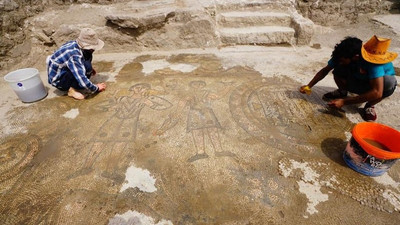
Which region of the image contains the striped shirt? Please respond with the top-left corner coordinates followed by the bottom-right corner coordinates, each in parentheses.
top-left (47, 41), bottom-right (98, 92)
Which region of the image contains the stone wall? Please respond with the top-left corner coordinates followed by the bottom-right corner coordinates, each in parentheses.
top-left (296, 0), bottom-right (397, 26)
top-left (1, 0), bottom-right (43, 57)
top-left (0, 0), bottom-right (124, 68)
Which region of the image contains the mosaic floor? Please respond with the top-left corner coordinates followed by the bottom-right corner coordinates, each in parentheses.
top-left (1, 52), bottom-right (400, 224)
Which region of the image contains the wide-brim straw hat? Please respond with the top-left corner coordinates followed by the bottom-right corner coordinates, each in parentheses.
top-left (361, 35), bottom-right (398, 64)
top-left (76, 28), bottom-right (104, 51)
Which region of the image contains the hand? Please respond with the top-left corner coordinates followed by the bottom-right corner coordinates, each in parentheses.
top-left (97, 83), bottom-right (106, 92)
top-left (328, 99), bottom-right (345, 109)
top-left (299, 85), bottom-right (311, 94)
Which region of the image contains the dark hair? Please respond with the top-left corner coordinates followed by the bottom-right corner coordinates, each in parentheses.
top-left (331, 36), bottom-right (362, 63)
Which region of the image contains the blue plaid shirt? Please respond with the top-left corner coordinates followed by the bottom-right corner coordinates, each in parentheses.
top-left (47, 41), bottom-right (98, 92)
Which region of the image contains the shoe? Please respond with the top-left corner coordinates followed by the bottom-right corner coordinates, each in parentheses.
top-left (322, 89), bottom-right (348, 100)
top-left (68, 87), bottom-right (85, 100)
top-left (362, 105), bottom-right (377, 121)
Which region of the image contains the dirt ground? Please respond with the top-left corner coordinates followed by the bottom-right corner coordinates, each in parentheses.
top-left (1, 4), bottom-right (400, 225)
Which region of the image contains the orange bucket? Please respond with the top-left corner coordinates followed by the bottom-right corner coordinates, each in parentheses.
top-left (352, 122), bottom-right (400, 159)
top-left (343, 122), bottom-right (400, 176)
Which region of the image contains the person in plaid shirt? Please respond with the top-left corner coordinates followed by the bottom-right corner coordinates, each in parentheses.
top-left (47, 28), bottom-right (106, 100)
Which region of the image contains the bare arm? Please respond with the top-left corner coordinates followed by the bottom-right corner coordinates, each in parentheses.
top-left (308, 65), bottom-right (333, 87)
top-left (67, 55), bottom-right (99, 92)
top-left (300, 65), bottom-right (333, 93)
top-left (329, 77), bottom-right (384, 108)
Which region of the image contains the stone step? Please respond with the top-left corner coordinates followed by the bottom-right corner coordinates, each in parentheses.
top-left (219, 26), bottom-right (295, 45)
top-left (218, 11), bottom-right (292, 27)
top-left (215, 0), bottom-right (292, 12)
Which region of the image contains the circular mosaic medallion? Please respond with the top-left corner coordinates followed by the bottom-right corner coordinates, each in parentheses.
top-left (229, 78), bottom-right (352, 156)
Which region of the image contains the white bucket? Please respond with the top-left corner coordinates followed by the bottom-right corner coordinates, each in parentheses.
top-left (4, 68), bottom-right (48, 103)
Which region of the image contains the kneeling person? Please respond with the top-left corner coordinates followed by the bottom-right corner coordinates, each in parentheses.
top-left (47, 28), bottom-right (106, 100)
top-left (300, 35), bottom-right (397, 121)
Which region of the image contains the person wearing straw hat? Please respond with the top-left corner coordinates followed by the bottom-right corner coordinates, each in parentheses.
top-left (47, 28), bottom-right (106, 100)
top-left (300, 35), bottom-right (397, 121)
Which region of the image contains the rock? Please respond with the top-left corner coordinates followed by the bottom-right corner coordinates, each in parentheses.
top-left (291, 11), bottom-right (314, 45)
top-left (296, 0), bottom-right (396, 25)
top-left (9, 39), bottom-right (31, 58)
top-left (136, 17), bottom-right (218, 50)
top-left (34, 31), bottom-right (54, 45)
top-left (0, 37), bottom-right (13, 55)
top-left (0, 0), bottom-right (19, 11)
top-left (52, 25), bottom-right (80, 46)
top-left (42, 28), bottom-right (55, 37)
top-left (106, 9), bottom-right (176, 29)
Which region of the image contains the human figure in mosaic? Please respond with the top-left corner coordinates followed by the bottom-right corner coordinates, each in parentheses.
top-left (156, 80), bottom-right (235, 162)
top-left (76, 83), bottom-right (172, 179)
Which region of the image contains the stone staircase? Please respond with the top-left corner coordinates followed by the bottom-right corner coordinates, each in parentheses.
top-left (95, 0), bottom-right (313, 51)
top-left (215, 1), bottom-right (314, 46)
